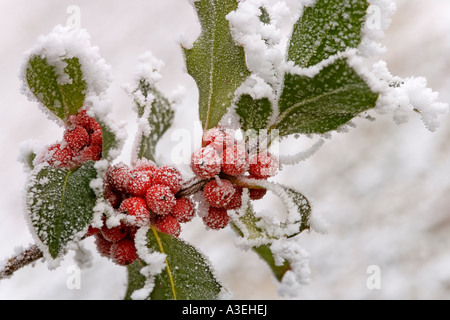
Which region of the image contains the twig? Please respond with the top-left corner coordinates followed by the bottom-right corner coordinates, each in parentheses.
top-left (0, 244), bottom-right (43, 281)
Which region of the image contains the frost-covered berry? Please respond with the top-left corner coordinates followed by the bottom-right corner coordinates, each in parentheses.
top-left (64, 125), bottom-right (90, 152)
top-left (133, 158), bottom-right (157, 172)
top-left (202, 207), bottom-right (229, 230)
top-left (69, 109), bottom-right (100, 133)
top-left (46, 143), bottom-right (78, 169)
top-left (202, 127), bottom-right (234, 152)
top-left (154, 214), bottom-right (181, 237)
top-left (145, 184), bottom-right (176, 215)
top-left (190, 146), bottom-right (222, 179)
top-left (106, 163), bottom-right (132, 193)
top-left (152, 166), bottom-right (182, 194)
top-left (224, 186), bottom-right (243, 210)
top-left (90, 128), bottom-right (103, 147)
top-left (249, 188), bottom-right (267, 200)
top-left (111, 239), bottom-right (138, 266)
top-left (101, 222), bottom-right (128, 243)
top-left (171, 197), bottom-right (195, 223)
top-left (94, 233), bottom-right (113, 258)
top-left (85, 225), bottom-right (100, 237)
top-left (203, 179), bottom-right (235, 208)
top-left (119, 197), bottom-right (151, 227)
top-left (104, 183), bottom-right (122, 208)
top-left (79, 145), bottom-right (102, 162)
top-left (126, 169), bottom-right (153, 198)
top-left (249, 152), bottom-right (279, 179)
top-left (221, 144), bottom-right (248, 176)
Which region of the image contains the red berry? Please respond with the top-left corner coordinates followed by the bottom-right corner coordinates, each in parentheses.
top-left (202, 127), bottom-right (234, 152)
top-left (90, 128), bottom-right (103, 147)
top-left (152, 166), bottom-right (182, 194)
top-left (171, 198), bottom-right (195, 223)
top-left (133, 159), bottom-right (157, 172)
top-left (221, 144), bottom-right (248, 176)
top-left (79, 145), bottom-right (102, 162)
top-left (190, 146), bottom-right (222, 179)
top-left (224, 186), bottom-right (243, 210)
top-left (85, 225), bottom-right (100, 237)
top-left (203, 179), bottom-right (235, 208)
top-left (154, 214), bottom-right (181, 237)
top-left (101, 222), bottom-right (128, 243)
top-left (104, 183), bottom-right (122, 208)
top-left (249, 188), bottom-right (267, 200)
top-left (111, 239), bottom-right (138, 266)
top-left (119, 197), bottom-right (151, 227)
top-left (126, 169), bottom-right (153, 197)
top-left (249, 152), bottom-right (279, 179)
top-left (202, 207), bottom-right (229, 230)
top-left (63, 125), bottom-right (90, 152)
top-left (94, 233), bottom-right (113, 258)
top-left (45, 143), bottom-right (78, 169)
top-left (127, 226), bottom-right (139, 240)
top-left (69, 110), bottom-right (100, 133)
top-left (106, 163), bottom-right (132, 193)
top-left (145, 184), bottom-right (176, 215)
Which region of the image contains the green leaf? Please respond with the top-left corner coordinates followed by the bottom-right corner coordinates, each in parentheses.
top-left (235, 94), bottom-right (273, 132)
top-left (288, 0), bottom-right (369, 68)
top-left (97, 119), bottom-right (120, 161)
top-left (126, 227), bottom-right (223, 300)
top-left (259, 6), bottom-right (271, 24)
top-left (253, 245), bottom-right (290, 282)
top-left (184, 0), bottom-right (250, 130)
top-left (133, 79), bottom-right (174, 163)
top-left (25, 56), bottom-right (87, 121)
top-left (273, 58), bottom-right (379, 136)
top-left (26, 162), bottom-right (97, 259)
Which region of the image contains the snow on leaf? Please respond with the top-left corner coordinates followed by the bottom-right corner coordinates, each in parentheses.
top-left (126, 226), bottom-right (224, 300)
top-left (184, 0), bottom-right (250, 131)
top-left (26, 161), bottom-right (98, 263)
top-left (288, 0), bottom-right (369, 68)
top-left (273, 58), bottom-right (379, 136)
top-left (235, 94), bottom-right (273, 132)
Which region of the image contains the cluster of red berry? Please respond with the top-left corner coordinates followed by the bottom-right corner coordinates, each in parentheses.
top-left (38, 110), bottom-right (103, 169)
top-left (90, 159), bottom-right (195, 266)
top-left (191, 127), bottom-right (279, 230)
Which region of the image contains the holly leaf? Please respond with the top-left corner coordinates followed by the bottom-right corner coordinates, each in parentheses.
top-left (184, 0), bottom-right (250, 130)
top-left (125, 227), bottom-right (223, 300)
top-left (235, 94), bottom-right (273, 132)
top-left (25, 56), bottom-right (87, 121)
top-left (26, 162), bottom-right (97, 260)
top-left (133, 78), bottom-right (174, 163)
top-left (273, 58), bottom-right (379, 136)
top-left (288, 0), bottom-right (369, 68)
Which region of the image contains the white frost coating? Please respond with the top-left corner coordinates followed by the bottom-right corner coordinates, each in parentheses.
top-left (309, 212), bottom-right (329, 235)
top-left (132, 226), bottom-right (167, 300)
top-left (369, 61), bottom-right (449, 131)
top-left (270, 239), bottom-right (311, 298)
top-left (227, 0), bottom-right (286, 91)
top-left (278, 138), bottom-right (325, 165)
top-left (17, 139), bottom-right (45, 172)
top-left (359, 0), bottom-right (397, 57)
top-left (20, 25), bottom-right (112, 125)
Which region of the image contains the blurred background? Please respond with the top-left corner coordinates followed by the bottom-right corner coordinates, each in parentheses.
top-left (0, 0), bottom-right (449, 299)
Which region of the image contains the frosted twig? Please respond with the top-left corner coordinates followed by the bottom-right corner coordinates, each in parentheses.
top-left (0, 244), bottom-right (43, 280)
top-left (278, 139), bottom-right (325, 165)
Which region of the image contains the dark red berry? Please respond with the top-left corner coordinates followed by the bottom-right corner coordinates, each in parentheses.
top-left (249, 188), bottom-right (267, 200)
top-left (79, 145), bottom-right (102, 162)
top-left (126, 169), bottom-right (153, 198)
top-left (249, 152), bottom-right (279, 179)
top-left (106, 163), bottom-right (132, 193)
top-left (224, 186), bottom-right (243, 210)
top-left (64, 125), bottom-right (90, 152)
top-left (45, 143), bottom-right (78, 169)
top-left (101, 222), bottom-right (128, 243)
top-left (154, 214), bottom-right (181, 237)
top-left (94, 233), bottom-right (113, 258)
top-left (221, 144), bottom-right (248, 176)
top-left (111, 239), bottom-right (138, 266)
top-left (90, 129), bottom-right (103, 147)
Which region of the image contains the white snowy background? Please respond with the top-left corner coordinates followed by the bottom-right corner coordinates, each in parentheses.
top-left (0, 0), bottom-right (449, 299)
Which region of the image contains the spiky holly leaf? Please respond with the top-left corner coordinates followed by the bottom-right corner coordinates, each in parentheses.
top-left (184, 0), bottom-right (250, 130)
